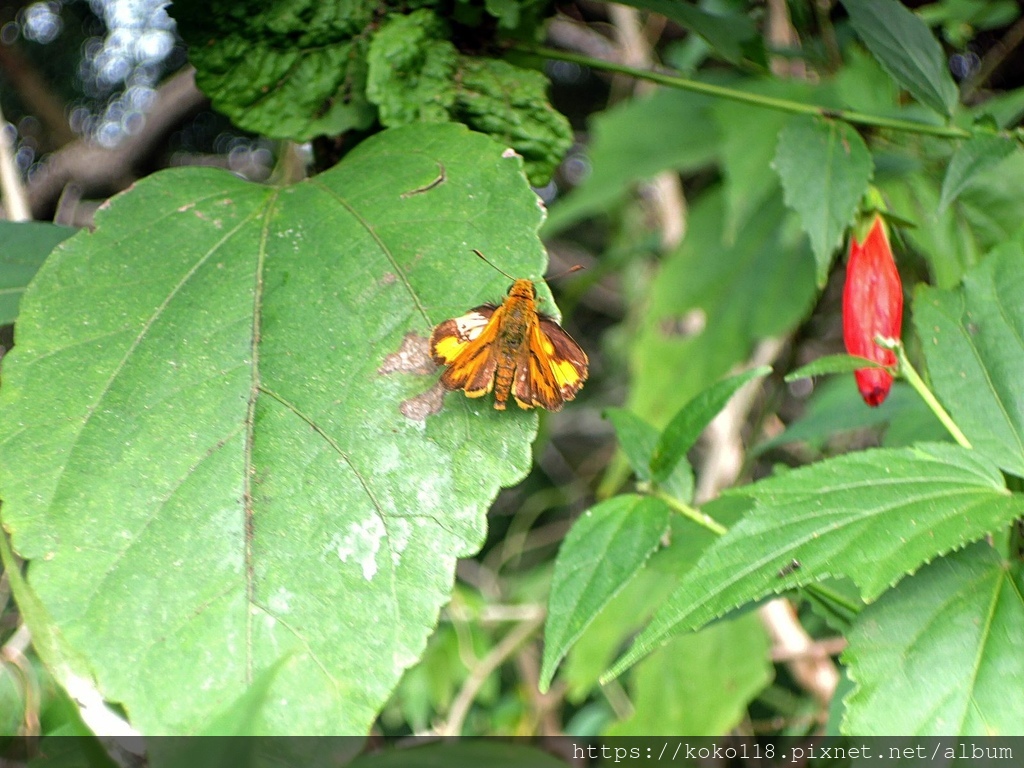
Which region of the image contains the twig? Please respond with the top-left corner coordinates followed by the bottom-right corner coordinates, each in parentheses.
top-left (516, 45), bottom-right (974, 139)
top-left (434, 613), bottom-right (545, 736)
top-left (26, 67), bottom-right (207, 218)
top-left (0, 104), bottom-right (32, 221)
top-left (961, 14), bottom-right (1024, 102)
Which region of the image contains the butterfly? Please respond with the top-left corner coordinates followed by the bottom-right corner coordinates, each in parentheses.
top-left (429, 253), bottom-right (588, 411)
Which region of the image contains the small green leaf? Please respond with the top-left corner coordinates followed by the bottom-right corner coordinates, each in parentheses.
top-left (605, 408), bottom-right (659, 483)
top-left (172, 0), bottom-right (376, 140)
top-left (0, 221), bottom-right (77, 325)
top-left (843, 543), bottom-right (1024, 735)
top-left (605, 443), bottom-right (1024, 680)
top-left (539, 495), bottom-right (670, 692)
top-left (914, 248), bottom-right (1024, 477)
top-left (841, 0), bottom-right (959, 117)
top-left (605, 408), bottom-right (694, 501)
top-left (604, 613), bottom-right (771, 735)
top-left (938, 135), bottom-right (1017, 212)
top-left (613, 0), bottom-right (760, 64)
top-left (774, 116), bottom-right (874, 285)
top-left (650, 367), bottom-right (770, 484)
top-left (785, 353), bottom-right (884, 382)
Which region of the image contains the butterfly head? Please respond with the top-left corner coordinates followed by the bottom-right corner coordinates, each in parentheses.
top-left (507, 279), bottom-right (536, 301)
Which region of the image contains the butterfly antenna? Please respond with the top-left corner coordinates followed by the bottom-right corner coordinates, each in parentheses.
top-left (546, 264), bottom-right (585, 281)
top-left (472, 249), bottom-right (517, 281)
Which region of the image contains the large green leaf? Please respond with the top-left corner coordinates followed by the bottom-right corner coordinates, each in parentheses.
top-left (0, 124), bottom-right (546, 734)
top-left (843, 543), bottom-right (1024, 735)
top-left (774, 116), bottom-right (874, 285)
top-left (172, 0), bottom-right (377, 140)
top-left (539, 494), bottom-right (670, 692)
top-left (0, 221), bottom-right (76, 325)
top-left (914, 248), bottom-right (1024, 478)
top-left (840, 0), bottom-right (959, 117)
top-left (606, 443), bottom-right (1024, 680)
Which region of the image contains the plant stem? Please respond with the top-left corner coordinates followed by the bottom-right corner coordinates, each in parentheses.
top-left (652, 489), bottom-right (728, 536)
top-left (516, 44), bottom-right (974, 140)
top-left (878, 337), bottom-right (973, 449)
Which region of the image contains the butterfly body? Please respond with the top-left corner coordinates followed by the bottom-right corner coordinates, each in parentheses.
top-left (430, 278), bottom-right (588, 411)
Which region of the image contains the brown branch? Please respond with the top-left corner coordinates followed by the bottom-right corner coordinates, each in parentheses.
top-left (0, 41), bottom-right (75, 149)
top-left (26, 66), bottom-right (207, 219)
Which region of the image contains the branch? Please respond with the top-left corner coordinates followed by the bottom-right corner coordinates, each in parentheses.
top-left (26, 67), bottom-right (207, 219)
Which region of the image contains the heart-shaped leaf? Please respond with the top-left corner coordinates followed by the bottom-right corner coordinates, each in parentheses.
top-left (0, 124), bottom-right (547, 734)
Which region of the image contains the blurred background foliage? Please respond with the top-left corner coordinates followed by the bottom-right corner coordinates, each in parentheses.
top-left (2, 0), bottom-right (1024, 742)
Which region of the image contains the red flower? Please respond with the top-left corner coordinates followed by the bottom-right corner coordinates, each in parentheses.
top-left (843, 214), bottom-right (902, 407)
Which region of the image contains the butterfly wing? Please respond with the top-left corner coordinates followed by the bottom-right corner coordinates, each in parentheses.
top-left (513, 314), bottom-right (589, 411)
top-left (430, 304), bottom-right (502, 397)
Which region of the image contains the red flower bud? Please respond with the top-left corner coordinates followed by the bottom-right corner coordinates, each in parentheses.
top-left (843, 214), bottom-right (902, 407)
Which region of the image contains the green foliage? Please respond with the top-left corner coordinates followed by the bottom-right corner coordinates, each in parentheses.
top-left (914, 249), bottom-right (1024, 476)
top-left (6, 0), bottom-right (1024, 743)
top-left (539, 494), bottom-right (670, 691)
top-left (0, 124), bottom-right (544, 735)
top-left (171, 0), bottom-right (569, 184)
top-left (0, 222), bottom-right (76, 325)
top-left (843, 543), bottom-right (1024, 734)
top-left (606, 443), bottom-right (1024, 679)
top-left (840, 0), bottom-right (959, 116)
top-left (774, 117), bottom-right (874, 285)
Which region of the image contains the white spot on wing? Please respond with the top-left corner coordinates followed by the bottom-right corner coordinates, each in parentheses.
top-left (455, 312), bottom-right (489, 341)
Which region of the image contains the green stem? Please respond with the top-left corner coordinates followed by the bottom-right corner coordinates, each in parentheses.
top-left (803, 582), bottom-right (862, 617)
top-left (516, 44), bottom-right (974, 140)
top-left (652, 490), bottom-right (728, 536)
top-left (879, 337), bottom-right (973, 449)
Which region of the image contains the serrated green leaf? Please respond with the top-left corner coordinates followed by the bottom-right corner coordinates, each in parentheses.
top-left (543, 89), bottom-right (718, 235)
top-left (539, 495), bottom-right (670, 692)
top-left (0, 222), bottom-right (77, 325)
top-left (841, 0), bottom-right (959, 117)
top-left (843, 543), bottom-right (1024, 735)
top-left (0, 124), bottom-right (546, 735)
top-left (784, 354), bottom-right (884, 382)
top-left (938, 135), bottom-right (1017, 213)
top-left (604, 613), bottom-right (771, 735)
top-left (774, 116), bottom-right (874, 285)
top-left (172, 0), bottom-right (377, 140)
top-left (650, 366), bottom-right (770, 483)
top-left (606, 443), bottom-right (1024, 681)
top-left (914, 248), bottom-right (1024, 477)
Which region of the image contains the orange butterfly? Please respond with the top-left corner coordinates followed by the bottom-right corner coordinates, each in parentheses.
top-left (430, 252), bottom-right (588, 411)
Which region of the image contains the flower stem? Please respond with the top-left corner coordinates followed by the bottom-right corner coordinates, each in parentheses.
top-left (878, 337), bottom-right (973, 449)
top-left (515, 44), bottom-right (975, 140)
